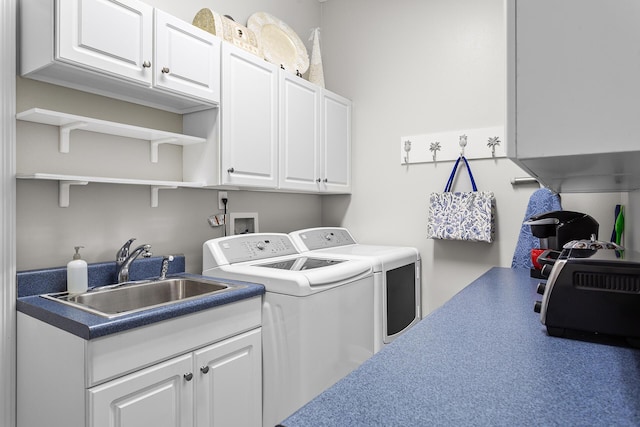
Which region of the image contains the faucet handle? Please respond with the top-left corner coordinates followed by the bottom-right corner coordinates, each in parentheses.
top-left (159, 255), bottom-right (174, 280)
top-left (116, 238), bottom-right (136, 263)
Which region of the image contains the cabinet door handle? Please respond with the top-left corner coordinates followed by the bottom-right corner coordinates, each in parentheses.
top-left (142, 61), bottom-right (151, 68)
top-left (323, 178), bottom-right (328, 183)
top-left (184, 373), bottom-right (193, 381)
top-left (227, 167), bottom-right (235, 173)
top-left (200, 366), bottom-right (210, 374)
top-left (161, 67), bottom-right (170, 74)
top-left (316, 178), bottom-right (321, 183)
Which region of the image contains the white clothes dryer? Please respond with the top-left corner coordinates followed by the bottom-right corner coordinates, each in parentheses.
top-left (289, 227), bottom-right (421, 352)
top-left (202, 233), bottom-right (374, 427)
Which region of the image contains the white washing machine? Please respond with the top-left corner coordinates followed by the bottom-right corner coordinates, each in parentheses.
top-left (289, 227), bottom-right (421, 352)
top-left (202, 233), bottom-right (374, 427)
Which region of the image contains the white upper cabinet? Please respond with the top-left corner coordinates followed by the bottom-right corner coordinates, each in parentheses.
top-left (506, 0), bottom-right (640, 192)
top-left (20, 0), bottom-right (220, 113)
top-left (220, 43), bottom-right (278, 188)
top-left (279, 71), bottom-right (322, 192)
top-left (154, 9), bottom-right (220, 103)
top-left (322, 90), bottom-right (352, 193)
top-left (278, 75), bottom-right (351, 193)
top-left (56, 0), bottom-right (153, 86)
top-left (184, 48), bottom-right (352, 194)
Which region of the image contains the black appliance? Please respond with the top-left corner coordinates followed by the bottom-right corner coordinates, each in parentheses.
top-left (525, 210), bottom-right (599, 278)
top-left (533, 238), bottom-right (640, 348)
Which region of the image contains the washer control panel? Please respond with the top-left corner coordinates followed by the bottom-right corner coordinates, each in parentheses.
top-left (216, 234), bottom-right (299, 264)
top-left (294, 228), bottom-right (356, 250)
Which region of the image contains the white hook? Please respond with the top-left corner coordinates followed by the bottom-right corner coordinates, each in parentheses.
top-left (403, 140), bottom-right (412, 164)
top-left (429, 141), bottom-right (441, 162)
top-left (459, 134), bottom-right (468, 156)
top-left (487, 136), bottom-right (500, 157)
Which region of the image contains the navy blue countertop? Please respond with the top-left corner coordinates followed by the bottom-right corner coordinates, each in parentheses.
top-left (16, 256), bottom-right (264, 340)
top-left (283, 267), bottom-right (640, 426)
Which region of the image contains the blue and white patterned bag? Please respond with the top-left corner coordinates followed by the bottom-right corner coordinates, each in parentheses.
top-left (427, 156), bottom-right (495, 243)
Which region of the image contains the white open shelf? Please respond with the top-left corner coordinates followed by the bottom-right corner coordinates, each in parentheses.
top-left (16, 173), bottom-right (205, 208)
top-left (16, 108), bottom-right (206, 163)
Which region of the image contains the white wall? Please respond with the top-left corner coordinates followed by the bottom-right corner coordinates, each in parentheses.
top-left (318, 0), bottom-right (626, 314)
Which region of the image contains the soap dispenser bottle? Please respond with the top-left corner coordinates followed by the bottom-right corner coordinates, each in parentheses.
top-left (67, 246), bottom-right (88, 294)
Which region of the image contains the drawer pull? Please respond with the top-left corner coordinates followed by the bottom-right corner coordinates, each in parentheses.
top-left (184, 373), bottom-right (193, 381)
top-left (200, 366), bottom-right (210, 374)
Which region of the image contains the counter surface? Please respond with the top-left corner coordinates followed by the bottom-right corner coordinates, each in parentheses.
top-left (283, 267), bottom-right (640, 426)
top-left (17, 257), bottom-right (264, 340)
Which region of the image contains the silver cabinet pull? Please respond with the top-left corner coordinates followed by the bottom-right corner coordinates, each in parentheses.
top-left (184, 373), bottom-right (193, 381)
top-left (323, 178), bottom-right (328, 183)
top-left (161, 67), bottom-right (170, 74)
top-left (142, 61), bottom-right (151, 68)
top-left (227, 167), bottom-right (235, 173)
top-left (316, 178), bottom-right (321, 183)
top-left (200, 366), bottom-right (210, 374)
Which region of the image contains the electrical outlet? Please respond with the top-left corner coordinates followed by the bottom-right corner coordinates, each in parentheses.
top-left (218, 191), bottom-right (228, 210)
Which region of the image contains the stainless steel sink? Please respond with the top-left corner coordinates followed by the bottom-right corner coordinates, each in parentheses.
top-left (41, 276), bottom-right (240, 318)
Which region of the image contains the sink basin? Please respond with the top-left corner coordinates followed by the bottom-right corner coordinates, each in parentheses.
top-left (41, 276), bottom-right (240, 318)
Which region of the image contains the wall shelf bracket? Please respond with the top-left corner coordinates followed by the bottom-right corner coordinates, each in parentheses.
top-left (150, 137), bottom-right (179, 163)
top-left (59, 180), bottom-right (89, 208)
top-left (59, 122), bottom-right (88, 153)
top-left (151, 185), bottom-right (178, 208)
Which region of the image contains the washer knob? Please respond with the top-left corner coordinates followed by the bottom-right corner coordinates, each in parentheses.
top-left (256, 241), bottom-right (266, 250)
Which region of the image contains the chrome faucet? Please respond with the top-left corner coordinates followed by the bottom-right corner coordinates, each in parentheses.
top-left (116, 238), bottom-right (152, 283)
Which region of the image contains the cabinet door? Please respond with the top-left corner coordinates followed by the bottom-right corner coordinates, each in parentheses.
top-left (321, 90), bottom-right (352, 193)
top-left (88, 354), bottom-right (194, 427)
top-left (221, 44), bottom-right (278, 188)
top-left (513, 0), bottom-right (640, 159)
top-left (279, 71), bottom-right (322, 191)
top-left (154, 9), bottom-right (221, 103)
top-left (194, 329), bottom-right (262, 427)
top-left (57, 0), bottom-right (153, 85)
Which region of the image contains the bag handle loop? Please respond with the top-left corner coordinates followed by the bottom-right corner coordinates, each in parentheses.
top-left (444, 156), bottom-right (478, 192)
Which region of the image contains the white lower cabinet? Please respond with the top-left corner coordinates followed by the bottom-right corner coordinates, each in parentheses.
top-left (17, 297), bottom-right (262, 427)
top-left (194, 330), bottom-right (262, 427)
top-left (89, 329), bottom-right (261, 427)
top-left (89, 354), bottom-right (194, 427)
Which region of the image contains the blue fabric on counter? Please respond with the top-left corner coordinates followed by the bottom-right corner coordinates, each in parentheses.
top-left (511, 188), bottom-right (562, 268)
top-left (17, 255), bottom-right (186, 297)
top-left (283, 268), bottom-right (640, 427)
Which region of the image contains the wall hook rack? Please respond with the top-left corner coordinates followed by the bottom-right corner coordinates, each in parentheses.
top-left (399, 126), bottom-right (505, 164)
